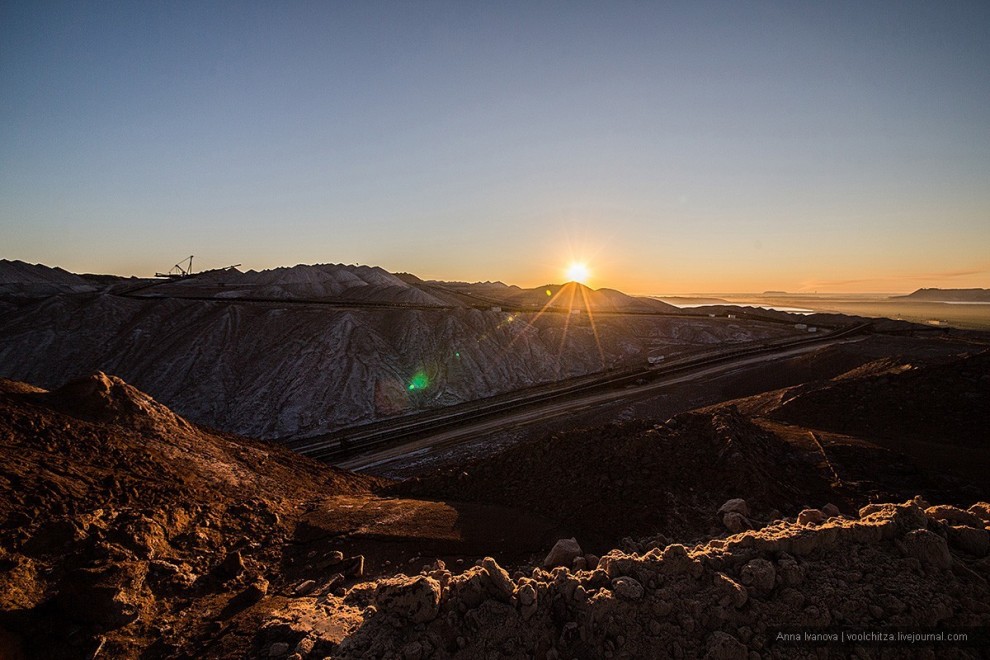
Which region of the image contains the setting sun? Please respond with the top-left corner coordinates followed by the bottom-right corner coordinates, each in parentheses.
top-left (566, 262), bottom-right (590, 284)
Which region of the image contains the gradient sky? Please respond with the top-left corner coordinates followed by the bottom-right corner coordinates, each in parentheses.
top-left (2, 1), bottom-right (988, 293)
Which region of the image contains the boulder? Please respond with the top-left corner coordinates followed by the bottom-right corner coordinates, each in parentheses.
top-left (611, 576), bottom-right (644, 600)
top-left (717, 499), bottom-right (750, 518)
top-left (448, 568), bottom-right (486, 609)
top-left (712, 572), bottom-right (747, 609)
top-left (947, 525), bottom-right (989, 557)
top-left (901, 529), bottom-right (951, 569)
top-left (218, 550), bottom-right (246, 580)
top-left (544, 538), bottom-right (582, 568)
top-left (822, 503), bottom-right (841, 518)
top-left (967, 502), bottom-right (990, 525)
top-left (242, 577), bottom-right (269, 604)
top-left (374, 576), bottom-right (442, 623)
top-left (481, 557), bottom-right (514, 600)
top-left (722, 512), bottom-right (751, 534)
top-left (797, 509), bottom-right (826, 526)
top-left (926, 505), bottom-right (983, 529)
top-left (294, 579), bottom-right (317, 596)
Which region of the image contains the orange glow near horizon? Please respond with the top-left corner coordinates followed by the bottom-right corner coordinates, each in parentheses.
top-left (565, 262), bottom-right (590, 285)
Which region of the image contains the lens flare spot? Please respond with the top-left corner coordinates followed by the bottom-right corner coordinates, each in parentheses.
top-left (408, 371), bottom-right (429, 391)
top-left (546, 289), bottom-right (552, 296)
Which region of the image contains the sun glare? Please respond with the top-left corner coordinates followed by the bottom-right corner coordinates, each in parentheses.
top-left (566, 262), bottom-right (590, 284)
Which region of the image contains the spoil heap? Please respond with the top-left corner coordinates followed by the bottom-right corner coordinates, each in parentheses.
top-left (324, 500), bottom-right (990, 659)
top-left (397, 408), bottom-right (839, 546)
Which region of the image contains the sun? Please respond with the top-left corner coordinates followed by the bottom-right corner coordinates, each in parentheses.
top-left (565, 262), bottom-right (590, 284)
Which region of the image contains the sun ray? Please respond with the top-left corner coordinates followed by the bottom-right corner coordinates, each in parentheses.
top-left (556, 282), bottom-right (578, 359)
top-left (503, 284), bottom-right (572, 353)
top-left (578, 283), bottom-right (606, 368)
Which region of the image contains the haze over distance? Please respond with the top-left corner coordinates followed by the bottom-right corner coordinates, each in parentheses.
top-left (2, 1), bottom-right (989, 294)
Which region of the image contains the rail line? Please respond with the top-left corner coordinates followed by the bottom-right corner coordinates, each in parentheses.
top-left (289, 322), bottom-right (871, 463)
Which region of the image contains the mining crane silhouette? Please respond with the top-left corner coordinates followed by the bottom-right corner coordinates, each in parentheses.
top-left (155, 255), bottom-right (195, 279)
top-left (154, 257), bottom-right (241, 280)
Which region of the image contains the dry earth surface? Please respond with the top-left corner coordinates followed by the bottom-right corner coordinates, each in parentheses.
top-left (2, 371), bottom-right (989, 658)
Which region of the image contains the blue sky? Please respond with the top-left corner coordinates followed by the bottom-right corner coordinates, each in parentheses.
top-left (2, 1), bottom-right (988, 292)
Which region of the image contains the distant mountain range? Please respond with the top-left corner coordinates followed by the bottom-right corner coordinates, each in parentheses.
top-left (892, 288), bottom-right (990, 302)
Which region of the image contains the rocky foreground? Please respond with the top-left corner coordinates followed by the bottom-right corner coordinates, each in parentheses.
top-left (334, 500), bottom-right (990, 659)
top-left (1, 374), bottom-right (989, 658)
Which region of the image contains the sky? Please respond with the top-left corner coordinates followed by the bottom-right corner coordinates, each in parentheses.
top-left (2, 1), bottom-right (988, 294)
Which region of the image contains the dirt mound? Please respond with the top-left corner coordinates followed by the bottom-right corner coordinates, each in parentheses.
top-left (396, 408), bottom-right (839, 548)
top-left (769, 350), bottom-right (990, 450)
top-left (0, 375), bottom-right (387, 657)
top-left (42, 371), bottom-right (194, 434)
top-left (285, 500), bottom-right (990, 659)
top-left (0, 375), bottom-right (568, 658)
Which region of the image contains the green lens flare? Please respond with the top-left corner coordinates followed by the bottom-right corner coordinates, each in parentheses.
top-left (408, 371), bottom-right (429, 391)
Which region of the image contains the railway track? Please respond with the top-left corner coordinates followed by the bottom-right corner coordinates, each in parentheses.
top-left (289, 322), bottom-right (872, 463)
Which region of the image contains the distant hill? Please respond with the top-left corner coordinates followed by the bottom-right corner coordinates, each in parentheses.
top-left (0, 259), bottom-right (89, 286)
top-left (892, 288), bottom-right (990, 302)
top-left (0, 259), bottom-right (97, 297)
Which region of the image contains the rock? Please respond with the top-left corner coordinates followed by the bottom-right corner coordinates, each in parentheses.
top-left (293, 637), bottom-right (314, 656)
top-left (449, 568), bottom-right (486, 609)
top-left (660, 544), bottom-right (701, 577)
top-left (544, 538), bottom-right (582, 568)
top-left (242, 577), bottom-right (269, 604)
top-left (572, 556), bottom-right (587, 571)
top-left (740, 558), bottom-right (775, 592)
top-left (611, 576), bottom-right (644, 600)
top-left (218, 550), bottom-right (246, 580)
top-left (713, 572), bottom-right (747, 608)
top-left (294, 579), bottom-right (316, 596)
top-left (514, 582), bottom-right (537, 607)
top-left (822, 503), bottom-right (841, 518)
top-left (947, 525), bottom-right (989, 557)
top-left (481, 557), bottom-right (514, 600)
top-left (859, 503), bottom-right (884, 518)
top-left (926, 505), bottom-right (983, 529)
top-left (722, 512), bottom-right (751, 534)
top-left (315, 550), bottom-right (345, 569)
top-left (704, 630), bottom-right (748, 660)
top-left (968, 502), bottom-right (990, 525)
top-left (584, 554), bottom-right (600, 571)
top-left (718, 499), bottom-right (750, 518)
top-left (859, 502), bottom-right (928, 532)
top-left (901, 529), bottom-right (951, 569)
top-left (797, 509), bottom-right (826, 526)
top-left (374, 576), bottom-right (442, 623)
top-left (111, 513), bottom-right (170, 559)
top-left (268, 642), bottom-right (290, 656)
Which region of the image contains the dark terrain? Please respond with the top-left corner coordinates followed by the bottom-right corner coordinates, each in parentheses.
top-left (2, 263), bottom-right (990, 658)
top-left (1, 362), bottom-right (989, 658)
